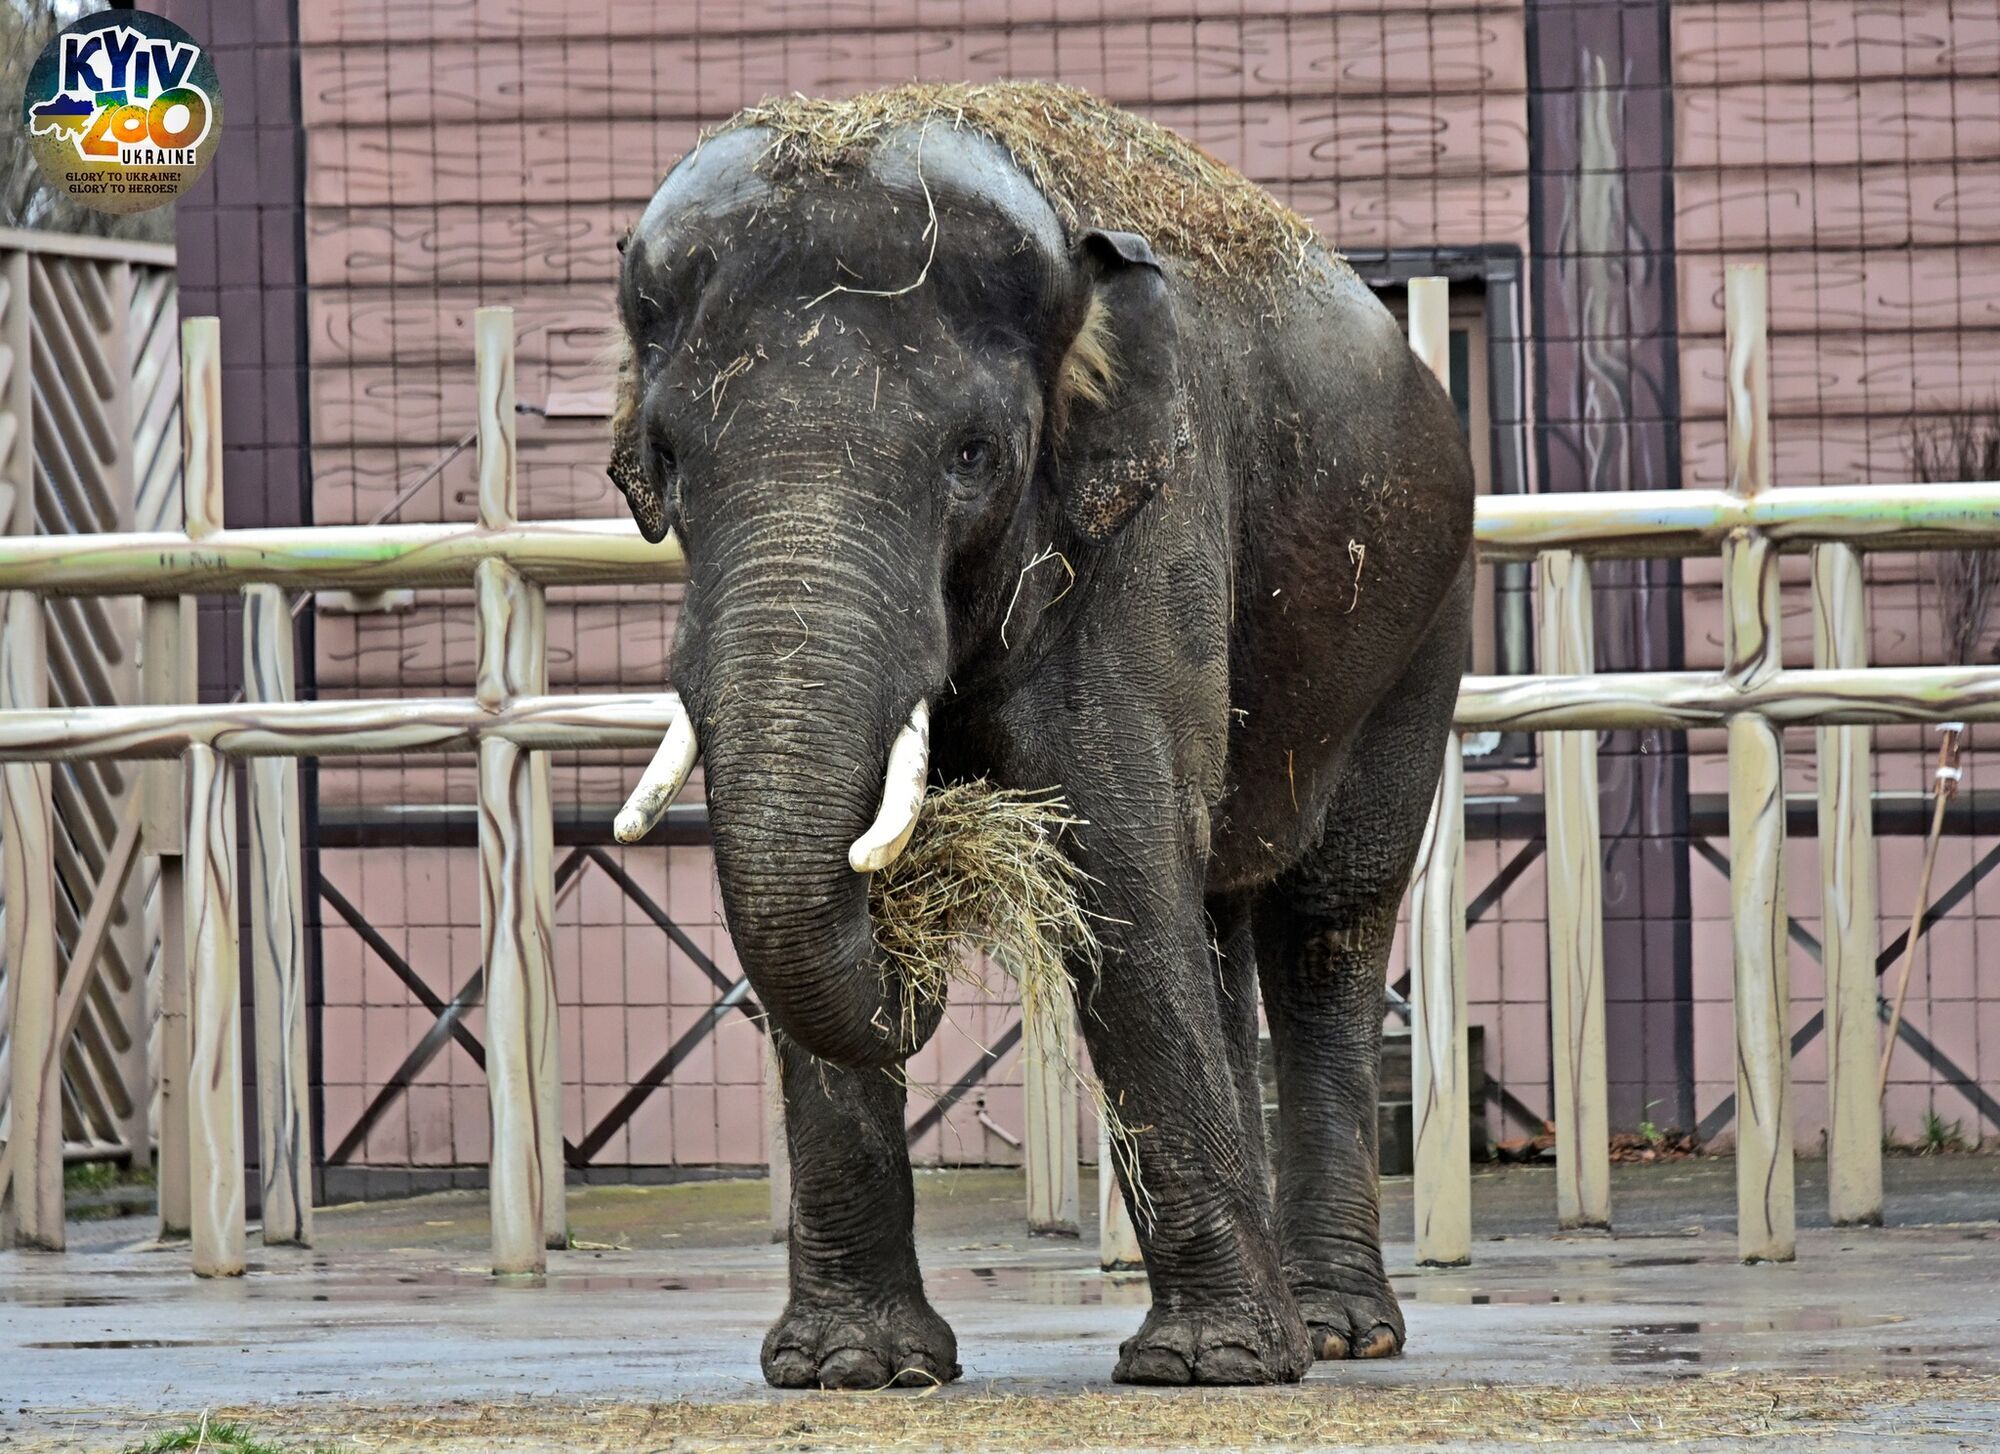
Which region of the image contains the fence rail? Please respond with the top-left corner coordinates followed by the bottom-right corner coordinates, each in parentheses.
top-left (5, 482), bottom-right (2000, 598)
top-left (0, 264), bottom-right (1970, 1277)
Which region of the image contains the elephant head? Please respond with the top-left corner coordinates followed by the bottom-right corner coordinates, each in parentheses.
top-left (606, 123), bottom-right (1191, 1068)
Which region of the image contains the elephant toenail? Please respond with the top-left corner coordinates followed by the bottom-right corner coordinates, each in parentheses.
top-left (1311, 1326), bottom-right (1351, 1361)
top-left (818, 1347), bottom-right (892, 1389)
top-left (1118, 1347), bottom-right (1195, 1385)
top-left (764, 1347), bottom-right (819, 1388)
top-left (1353, 1324), bottom-right (1402, 1359)
top-left (1194, 1344), bottom-right (1271, 1385)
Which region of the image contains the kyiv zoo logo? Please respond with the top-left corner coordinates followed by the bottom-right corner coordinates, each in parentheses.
top-left (21, 9), bottom-right (221, 215)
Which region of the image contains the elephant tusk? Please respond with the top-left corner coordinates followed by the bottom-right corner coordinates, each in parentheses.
top-left (849, 700), bottom-right (931, 874)
top-left (613, 696), bottom-right (699, 844)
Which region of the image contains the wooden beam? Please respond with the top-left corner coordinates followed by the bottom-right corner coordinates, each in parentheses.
top-left (474, 310), bottom-right (558, 1272)
top-left (1023, 994), bottom-right (1079, 1237)
top-left (180, 319), bottom-right (223, 540)
top-left (764, 1031), bottom-right (789, 1243)
top-left (1406, 277), bottom-right (1470, 1268)
top-left (2, 590), bottom-right (60, 1249)
top-left (53, 806), bottom-right (142, 1046)
top-left (0, 480), bottom-right (1993, 597)
top-left (1097, 1116), bottom-right (1142, 1271)
top-left (244, 584), bottom-right (313, 1246)
top-left (1724, 263), bottom-right (1794, 1265)
top-left (1539, 550), bottom-right (1609, 1231)
top-left (1408, 276), bottom-right (1450, 387)
top-left (475, 306), bottom-right (517, 533)
top-left (1409, 735), bottom-right (1471, 1266)
top-left (184, 742), bottom-right (245, 1277)
top-left (1811, 542), bottom-right (1883, 1227)
top-left (478, 732), bottom-right (547, 1274)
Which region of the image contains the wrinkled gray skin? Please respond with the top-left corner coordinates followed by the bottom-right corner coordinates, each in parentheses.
top-left (611, 120), bottom-right (1473, 1388)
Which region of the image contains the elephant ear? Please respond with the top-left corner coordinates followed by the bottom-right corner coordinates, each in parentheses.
top-left (1048, 229), bottom-right (1193, 543)
top-left (607, 346), bottom-right (674, 544)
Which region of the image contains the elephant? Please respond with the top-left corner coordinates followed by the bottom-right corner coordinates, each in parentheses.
top-left (605, 83), bottom-right (1474, 1389)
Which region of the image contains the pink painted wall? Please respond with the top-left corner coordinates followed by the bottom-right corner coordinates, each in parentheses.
top-left (294, 0), bottom-right (1999, 1170)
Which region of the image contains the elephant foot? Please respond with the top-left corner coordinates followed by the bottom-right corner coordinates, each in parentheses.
top-left (761, 1293), bottom-right (961, 1390)
top-left (1293, 1259), bottom-right (1406, 1361)
top-left (1113, 1299), bottom-right (1312, 1386)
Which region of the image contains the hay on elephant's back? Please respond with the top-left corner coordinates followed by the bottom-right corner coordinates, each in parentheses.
top-left (868, 781), bottom-right (1097, 1054)
top-left (710, 81), bottom-right (1325, 282)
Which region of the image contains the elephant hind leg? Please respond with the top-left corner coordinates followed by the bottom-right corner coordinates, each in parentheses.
top-left (1255, 591), bottom-right (1467, 1360)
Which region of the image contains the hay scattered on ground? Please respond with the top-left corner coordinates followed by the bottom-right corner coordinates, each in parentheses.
top-left (868, 780), bottom-right (1097, 1058)
top-left (710, 81), bottom-right (1325, 283)
top-left (74, 1374), bottom-right (1999, 1453)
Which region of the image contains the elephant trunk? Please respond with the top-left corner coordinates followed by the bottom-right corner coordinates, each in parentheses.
top-left (689, 535), bottom-right (944, 1069)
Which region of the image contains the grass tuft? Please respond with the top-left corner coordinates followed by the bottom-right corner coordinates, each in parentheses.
top-left (124, 1417), bottom-right (336, 1454)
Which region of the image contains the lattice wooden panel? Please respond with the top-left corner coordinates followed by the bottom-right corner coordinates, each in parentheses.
top-left (0, 236), bottom-right (178, 1164)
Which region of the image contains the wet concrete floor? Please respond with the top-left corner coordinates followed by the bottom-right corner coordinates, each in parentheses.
top-left (5, 1157), bottom-right (1998, 1450)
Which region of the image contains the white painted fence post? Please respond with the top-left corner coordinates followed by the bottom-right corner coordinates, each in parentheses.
top-left (1405, 277), bottom-right (1472, 1267)
top-left (0, 250), bottom-right (61, 1251)
top-left (1811, 542), bottom-right (1883, 1227)
top-left (764, 1032), bottom-right (790, 1242)
top-left (474, 306), bottom-right (560, 1271)
top-left (184, 742), bottom-right (245, 1277)
top-left (244, 583), bottom-right (312, 1245)
top-left (142, 596), bottom-right (195, 1238)
top-left (1023, 995), bottom-right (1079, 1236)
top-left (2, 589), bottom-right (60, 1248)
top-left (1409, 738), bottom-right (1472, 1267)
top-left (1540, 550), bottom-right (1610, 1230)
top-left (1097, 1116), bottom-right (1143, 1270)
top-left (1724, 264), bottom-right (1794, 1264)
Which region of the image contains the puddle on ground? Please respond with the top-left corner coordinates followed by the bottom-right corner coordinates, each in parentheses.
top-left (1411, 1288), bottom-right (1588, 1306)
top-left (1615, 1256), bottom-right (1704, 1270)
top-left (939, 1265), bottom-right (1152, 1307)
top-left (0, 1294), bottom-right (130, 1308)
top-left (239, 1263), bottom-right (1156, 1308)
top-left (26, 1339), bottom-right (222, 1350)
top-left (1605, 1312), bottom-right (1908, 1366)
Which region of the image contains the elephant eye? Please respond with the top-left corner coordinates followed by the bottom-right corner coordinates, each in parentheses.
top-left (948, 433), bottom-right (998, 481)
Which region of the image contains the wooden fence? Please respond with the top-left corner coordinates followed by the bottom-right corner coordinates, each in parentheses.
top-left (1, 264), bottom-right (1995, 1277)
top-left (0, 227), bottom-right (178, 1221)
top-left (1410, 264), bottom-right (2000, 1268)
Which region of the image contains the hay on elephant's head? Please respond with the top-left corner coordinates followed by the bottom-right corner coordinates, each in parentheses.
top-left (868, 781), bottom-right (1097, 1054)
top-left (709, 81), bottom-right (1326, 284)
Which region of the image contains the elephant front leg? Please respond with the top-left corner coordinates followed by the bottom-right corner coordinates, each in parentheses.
top-left (1081, 890), bottom-right (1311, 1386)
top-left (762, 1033), bottom-right (960, 1389)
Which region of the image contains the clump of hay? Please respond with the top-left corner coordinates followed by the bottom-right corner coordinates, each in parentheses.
top-left (710, 81), bottom-right (1325, 283)
top-left (870, 781), bottom-right (1164, 1226)
top-left (868, 781), bottom-right (1097, 1058)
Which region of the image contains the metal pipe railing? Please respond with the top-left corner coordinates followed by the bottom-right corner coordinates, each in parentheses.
top-left (0, 265), bottom-right (1954, 1278)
